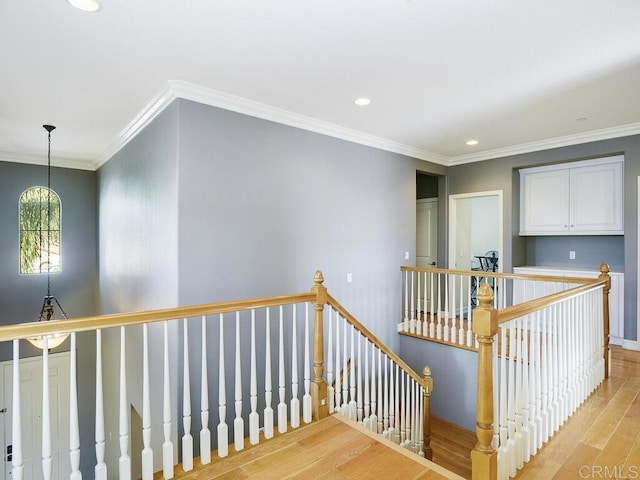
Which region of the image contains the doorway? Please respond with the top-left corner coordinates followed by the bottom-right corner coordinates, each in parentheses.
top-left (416, 173), bottom-right (439, 267)
top-left (449, 191), bottom-right (503, 272)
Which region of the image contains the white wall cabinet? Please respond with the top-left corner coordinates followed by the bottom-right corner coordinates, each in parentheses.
top-left (520, 156), bottom-right (624, 235)
top-left (513, 266), bottom-right (624, 346)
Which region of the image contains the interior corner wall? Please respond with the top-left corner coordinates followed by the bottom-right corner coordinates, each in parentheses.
top-left (447, 134), bottom-right (640, 342)
top-left (175, 98), bottom-right (420, 349)
top-left (97, 101), bottom-right (180, 475)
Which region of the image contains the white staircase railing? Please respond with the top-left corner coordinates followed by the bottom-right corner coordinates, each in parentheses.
top-left (1, 271), bottom-right (432, 479)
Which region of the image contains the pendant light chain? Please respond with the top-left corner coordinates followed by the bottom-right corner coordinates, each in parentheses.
top-left (46, 126), bottom-right (52, 298)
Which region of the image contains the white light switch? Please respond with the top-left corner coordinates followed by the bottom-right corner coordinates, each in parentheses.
top-left (347, 272), bottom-right (352, 282)
top-left (405, 251), bottom-right (410, 260)
top-left (569, 250), bottom-right (576, 260)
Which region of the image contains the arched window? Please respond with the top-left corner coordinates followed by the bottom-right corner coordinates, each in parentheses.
top-left (19, 186), bottom-right (61, 274)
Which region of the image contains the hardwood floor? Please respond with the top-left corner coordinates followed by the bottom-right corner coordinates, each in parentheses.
top-left (165, 415), bottom-right (464, 480)
top-left (513, 345), bottom-right (640, 479)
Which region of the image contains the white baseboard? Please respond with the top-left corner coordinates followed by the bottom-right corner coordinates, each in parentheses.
top-left (622, 339), bottom-right (640, 351)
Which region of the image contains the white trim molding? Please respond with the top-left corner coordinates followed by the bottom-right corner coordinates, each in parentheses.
top-left (88, 80), bottom-right (640, 170)
top-left (0, 151), bottom-right (94, 171)
top-left (94, 80), bottom-right (448, 169)
top-left (448, 122), bottom-right (640, 166)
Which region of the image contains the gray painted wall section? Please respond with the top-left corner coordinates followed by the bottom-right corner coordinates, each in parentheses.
top-left (98, 101), bottom-right (180, 477)
top-left (176, 98), bottom-right (420, 347)
top-left (399, 335), bottom-right (477, 432)
top-left (448, 135), bottom-right (640, 341)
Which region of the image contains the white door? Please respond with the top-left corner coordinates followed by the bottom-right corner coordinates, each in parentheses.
top-left (2, 352), bottom-right (70, 480)
top-left (416, 199), bottom-right (438, 268)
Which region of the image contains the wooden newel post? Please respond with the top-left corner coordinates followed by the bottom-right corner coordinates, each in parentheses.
top-left (471, 283), bottom-right (498, 480)
top-left (598, 262), bottom-right (611, 379)
top-left (422, 365), bottom-right (433, 461)
top-left (311, 270), bottom-right (329, 420)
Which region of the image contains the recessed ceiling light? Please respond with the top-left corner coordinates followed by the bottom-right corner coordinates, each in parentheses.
top-left (354, 98), bottom-right (371, 106)
top-left (466, 139), bottom-right (479, 146)
top-left (67, 0), bottom-right (101, 12)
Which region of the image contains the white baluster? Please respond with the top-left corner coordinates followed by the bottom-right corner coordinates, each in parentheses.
top-left (377, 349), bottom-right (383, 434)
top-left (521, 315), bottom-right (531, 463)
top-left (303, 303), bottom-right (312, 423)
top-left (363, 338), bottom-right (369, 427)
top-left (369, 342), bottom-right (378, 432)
top-left (451, 275), bottom-right (458, 344)
top-left (446, 274), bottom-right (453, 342)
top-left (349, 324), bottom-right (357, 420)
top-left (200, 316), bottom-right (211, 464)
top-left (42, 336), bottom-right (51, 480)
top-left (218, 314), bottom-right (229, 457)
top-left (416, 269), bottom-right (422, 335)
top-left (410, 271), bottom-right (416, 333)
top-left (142, 324), bottom-right (153, 480)
top-left (467, 275), bottom-right (473, 347)
top-left (383, 355), bottom-right (389, 433)
top-left (182, 319), bottom-right (194, 471)
top-left (163, 321), bottom-right (174, 479)
top-left (514, 318), bottom-right (524, 470)
top-left (384, 355), bottom-right (395, 440)
top-left (507, 324), bottom-right (517, 477)
top-left (234, 312), bottom-right (245, 451)
top-left (443, 273), bottom-right (449, 341)
top-left (403, 270), bottom-right (409, 331)
top-left (400, 370), bottom-right (406, 445)
top-left (334, 310), bottom-right (341, 413)
top-left (69, 333), bottom-right (81, 480)
top-left (290, 304), bottom-right (300, 428)
top-left (12, 340), bottom-right (23, 480)
top-left (540, 309), bottom-right (549, 445)
top-left (249, 310), bottom-right (260, 444)
top-left (429, 272), bottom-right (436, 338)
top-left (498, 325), bottom-right (508, 465)
top-left (394, 364), bottom-right (400, 444)
top-left (422, 272), bottom-right (429, 336)
top-left (119, 327), bottom-right (131, 480)
top-left (436, 274), bottom-right (442, 340)
top-left (278, 306), bottom-right (288, 433)
top-left (95, 330), bottom-right (107, 480)
top-left (327, 309), bottom-right (335, 414)
top-left (264, 309), bottom-right (274, 439)
top-left (342, 319), bottom-right (348, 414)
top-left (357, 334), bottom-right (363, 422)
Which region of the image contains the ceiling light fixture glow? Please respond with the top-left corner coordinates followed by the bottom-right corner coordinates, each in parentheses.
top-left (466, 139), bottom-right (479, 146)
top-left (354, 98), bottom-right (371, 106)
top-left (66, 0), bottom-right (102, 12)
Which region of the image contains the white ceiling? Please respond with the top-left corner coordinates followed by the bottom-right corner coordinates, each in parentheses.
top-left (2, 0), bottom-right (640, 170)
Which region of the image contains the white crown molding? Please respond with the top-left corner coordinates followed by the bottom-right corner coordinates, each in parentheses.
top-left (448, 122), bottom-right (640, 166)
top-left (92, 80), bottom-right (640, 170)
top-left (169, 80), bottom-right (449, 166)
top-left (94, 80), bottom-right (448, 169)
top-left (94, 82), bottom-right (177, 169)
top-left (0, 152), bottom-right (95, 171)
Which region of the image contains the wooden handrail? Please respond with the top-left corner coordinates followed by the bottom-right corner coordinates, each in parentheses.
top-left (495, 278), bottom-right (607, 325)
top-left (400, 265), bottom-right (594, 285)
top-left (327, 293), bottom-right (424, 386)
top-left (0, 293), bottom-right (315, 342)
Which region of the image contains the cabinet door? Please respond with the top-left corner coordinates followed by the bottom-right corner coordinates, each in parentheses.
top-left (520, 169), bottom-right (570, 235)
top-left (570, 162), bottom-right (623, 234)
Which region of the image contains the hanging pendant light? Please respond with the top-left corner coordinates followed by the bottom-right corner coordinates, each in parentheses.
top-left (27, 125), bottom-right (69, 350)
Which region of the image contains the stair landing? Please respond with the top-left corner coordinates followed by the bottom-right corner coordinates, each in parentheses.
top-left (165, 415), bottom-right (464, 480)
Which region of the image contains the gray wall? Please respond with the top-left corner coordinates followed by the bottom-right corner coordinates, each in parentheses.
top-left (98, 101), bottom-right (180, 476)
top-left (399, 335), bottom-right (477, 431)
top-left (447, 136), bottom-right (640, 341)
top-left (0, 160), bottom-right (97, 475)
top-left (176, 98), bottom-right (424, 347)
